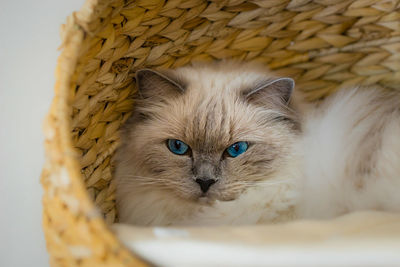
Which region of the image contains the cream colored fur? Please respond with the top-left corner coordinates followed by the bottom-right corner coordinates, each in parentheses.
top-left (115, 61), bottom-right (400, 226)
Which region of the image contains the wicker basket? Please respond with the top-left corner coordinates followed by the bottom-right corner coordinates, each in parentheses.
top-left (41, 0), bottom-right (400, 265)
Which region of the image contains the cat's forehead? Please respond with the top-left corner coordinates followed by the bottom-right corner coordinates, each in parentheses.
top-left (184, 97), bottom-right (233, 151)
top-left (170, 89), bottom-right (261, 153)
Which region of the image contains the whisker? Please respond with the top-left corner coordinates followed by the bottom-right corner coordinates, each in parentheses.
top-left (223, 179), bottom-right (292, 190)
top-left (116, 174), bottom-right (199, 197)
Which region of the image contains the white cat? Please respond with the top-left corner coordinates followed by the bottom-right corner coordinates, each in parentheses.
top-left (114, 61), bottom-right (400, 226)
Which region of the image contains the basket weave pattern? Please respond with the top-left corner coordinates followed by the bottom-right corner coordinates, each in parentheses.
top-left (42, 0), bottom-right (400, 265)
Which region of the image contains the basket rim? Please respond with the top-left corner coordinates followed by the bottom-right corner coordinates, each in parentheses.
top-left (41, 0), bottom-right (148, 265)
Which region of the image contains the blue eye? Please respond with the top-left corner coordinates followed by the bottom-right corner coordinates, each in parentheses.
top-left (167, 139), bottom-right (189, 155)
top-left (226, 142), bottom-right (248, 158)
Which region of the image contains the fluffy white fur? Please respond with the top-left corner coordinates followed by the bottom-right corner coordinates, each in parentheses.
top-left (296, 88), bottom-right (400, 219)
top-left (115, 62), bottom-right (400, 226)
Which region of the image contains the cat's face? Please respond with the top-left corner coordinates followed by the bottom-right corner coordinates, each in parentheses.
top-left (118, 62), bottom-right (299, 203)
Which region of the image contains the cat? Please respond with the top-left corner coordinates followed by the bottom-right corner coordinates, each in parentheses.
top-left (114, 61), bottom-right (400, 226)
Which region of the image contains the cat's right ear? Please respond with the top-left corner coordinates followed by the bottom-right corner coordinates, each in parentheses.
top-left (135, 69), bottom-right (185, 99)
top-left (243, 77), bottom-right (295, 107)
top-left (242, 77), bottom-right (299, 129)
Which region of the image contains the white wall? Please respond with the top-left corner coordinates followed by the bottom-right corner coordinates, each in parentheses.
top-left (0, 0), bottom-right (84, 266)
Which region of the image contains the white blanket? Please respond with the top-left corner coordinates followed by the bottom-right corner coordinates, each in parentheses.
top-left (113, 211), bottom-right (400, 267)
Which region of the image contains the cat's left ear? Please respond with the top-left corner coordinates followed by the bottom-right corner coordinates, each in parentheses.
top-left (135, 69), bottom-right (185, 99)
top-left (244, 78), bottom-right (295, 106)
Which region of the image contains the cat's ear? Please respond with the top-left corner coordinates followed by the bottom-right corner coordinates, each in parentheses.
top-left (135, 69), bottom-right (185, 99)
top-left (244, 77), bottom-right (295, 106)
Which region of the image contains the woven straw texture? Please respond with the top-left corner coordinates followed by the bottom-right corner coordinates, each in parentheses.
top-left (42, 0), bottom-right (400, 265)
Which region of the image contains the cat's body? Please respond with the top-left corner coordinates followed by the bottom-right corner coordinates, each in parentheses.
top-left (115, 62), bottom-right (400, 226)
top-left (298, 88), bottom-right (400, 219)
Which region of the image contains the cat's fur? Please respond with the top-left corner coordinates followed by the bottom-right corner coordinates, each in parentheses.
top-left (115, 61), bottom-right (400, 226)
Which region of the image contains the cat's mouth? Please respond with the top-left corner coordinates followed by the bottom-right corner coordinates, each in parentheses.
top-left (176, 181), bottom-right (240, 203)
top-left (196, 192), bottom-right (237, 204)
top-left (197, 196), bottom-right (215, 205)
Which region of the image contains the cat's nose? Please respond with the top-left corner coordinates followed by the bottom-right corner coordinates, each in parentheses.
top-left (195, 178), bottom-right (216, 193)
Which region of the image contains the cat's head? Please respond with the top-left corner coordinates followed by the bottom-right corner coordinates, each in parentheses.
top-left (117, 62), bottom-right (299, 203)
